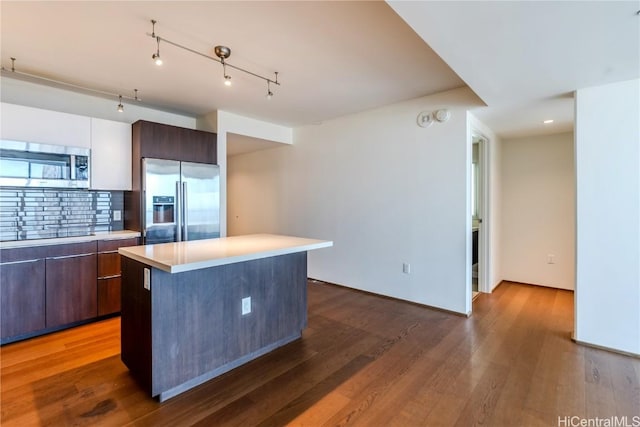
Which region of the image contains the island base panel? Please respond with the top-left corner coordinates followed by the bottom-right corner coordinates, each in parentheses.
top-left (158, 331), bottom-right (301, 402)
top-left (121, 252), bottom-right (307, 399)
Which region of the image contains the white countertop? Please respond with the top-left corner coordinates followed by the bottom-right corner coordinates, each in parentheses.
top-left (0, 230), bottom-right (141, 249)
top-left (118, 233), bottom-right (333, 274)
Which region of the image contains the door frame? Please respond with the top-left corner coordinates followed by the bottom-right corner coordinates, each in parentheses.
top-left (471, 132), bottom-right (491, 294)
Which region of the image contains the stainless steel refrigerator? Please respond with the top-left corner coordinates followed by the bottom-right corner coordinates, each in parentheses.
top-left (142, 158), bottom-right (220, 244)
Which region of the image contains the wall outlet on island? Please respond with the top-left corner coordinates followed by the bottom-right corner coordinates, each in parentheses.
top-left (143, 268), bottom-right (150, 290)
top-left (242, 297), bottom-right (251, 315)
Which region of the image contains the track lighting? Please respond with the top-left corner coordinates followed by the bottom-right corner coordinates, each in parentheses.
top-left (1, 57), bottom-right (142, 112)
top-left (266, 79), bottom-right (273, 100)
top-left (152, 41), bottom-right (162, 66)
top-left (222, 62), bottom-right (232, 87)
top-left (148, 20), bottom-right (280, 97)
top-left (151, 20), bottom-right (162, 66)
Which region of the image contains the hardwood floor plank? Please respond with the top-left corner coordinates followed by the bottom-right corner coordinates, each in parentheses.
top-left (1, 281), bottom-right (638, 426)
top-left (610, 354), bottom-right (640, 417)
top-left (255, 355), bottom-right (373, 426)
top-left (584, 347), bottom-right (619, 419)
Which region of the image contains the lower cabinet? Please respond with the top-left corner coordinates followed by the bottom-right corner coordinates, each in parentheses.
top-left (0, 258), bottom-right (45, 339)
top-left (45, 252), bottom-right (97, 328)
top-left (0, 236), bottom-right (138, 344)
top-left (98, 277), bottom-right (121, 316)
top-left (97, 237), bottom-right (138, 316)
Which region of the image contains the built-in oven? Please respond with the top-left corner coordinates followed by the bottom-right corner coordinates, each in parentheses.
top-left (0, 140), bottom-right (90, 188)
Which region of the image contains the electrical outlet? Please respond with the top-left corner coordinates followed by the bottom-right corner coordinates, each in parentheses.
top-left (143, 268), bottom-right (151, 290)
top-left (242, 297), bottom-right (251, 315)
top-left (113, 210), bottom-right (122, 221)
top-left (547, 254), bottom-right (555, 264)
top-left (402, 263), bottom-right (411, 274)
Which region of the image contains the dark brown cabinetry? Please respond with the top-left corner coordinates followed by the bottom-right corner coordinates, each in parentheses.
top-left (45, 242), bottom-right (97, 328)
top-left (1, 236), bottom-right (138, 344)
top-left (132, 120), bottom-right (217, 164)
top-left (126, 120), bottom-right (217, 233)
top-left (97, 237), bottom-right (138, 316)
top-left (0, 258), bottom-right (45, 339)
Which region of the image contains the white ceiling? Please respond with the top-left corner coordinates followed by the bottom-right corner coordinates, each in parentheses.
top-left (1, 1), bottom-right (638, 140)
top-left (389, 0), bottom-right (640, 139)
top-left (0, 1), bottom-right (464, 127)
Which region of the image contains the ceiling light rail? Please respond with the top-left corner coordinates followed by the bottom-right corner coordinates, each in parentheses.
top-left (1, 57), bottom-right (141, 112)
top-left (148, 20), bottom-right (280, 98)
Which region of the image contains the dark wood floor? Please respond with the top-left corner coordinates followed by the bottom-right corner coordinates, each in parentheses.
top-left (1, 281), bottom-right (639, 426)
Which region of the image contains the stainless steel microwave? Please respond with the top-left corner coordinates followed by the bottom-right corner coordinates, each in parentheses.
top-left (0, 140), bottom-right (90, 188)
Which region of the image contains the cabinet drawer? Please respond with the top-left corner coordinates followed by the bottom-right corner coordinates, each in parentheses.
top-left (98, 237), bottom-right (138, 252)
top-left (98, 252), bottom-right (121, 278)
top-left (98, 277), bottom-right (121, 316)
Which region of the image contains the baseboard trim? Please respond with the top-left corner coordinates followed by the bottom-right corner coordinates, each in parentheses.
top-left (571, 331), bottom-right (640, 359)
top-left (500, 280), bottom-right (575, 292)
top-left (308, 277), bottom-right (469, 318)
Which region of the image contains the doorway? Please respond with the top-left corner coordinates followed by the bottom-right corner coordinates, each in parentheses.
top-left (471, 134), bottom-right (488, 299)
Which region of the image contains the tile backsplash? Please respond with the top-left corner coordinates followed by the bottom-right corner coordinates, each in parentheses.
top-left (0, 188), bottom-right (124, 241)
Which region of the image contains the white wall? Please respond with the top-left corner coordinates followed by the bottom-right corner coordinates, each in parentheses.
top-left (574, 79), bottom-right (640, 356)
top-left (227, 147), bottom-right (291, 236)
top-left (228, 87), bottom-right (484, 314)
top-left (500, 132), bottom-right (576, 290)
top-left (201, 110), bottom-right (294, 237)
top-left (215, 111), bottom-right (292, 145)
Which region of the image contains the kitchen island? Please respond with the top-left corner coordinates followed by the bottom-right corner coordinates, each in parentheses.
top-left (118, 234), bottom-right (332, 401)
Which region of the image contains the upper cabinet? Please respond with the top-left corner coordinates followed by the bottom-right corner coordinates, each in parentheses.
top-left (132, 120), bottom-right (217, 164)
top-left (90, 118), bottom-right (132, 191)
top-left (0, 103), bottom-right (132, 191)
top-left (0, 103), bottom-right (91, 148)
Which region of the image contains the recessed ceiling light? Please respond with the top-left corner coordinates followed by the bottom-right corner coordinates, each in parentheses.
top-left (543, 119), bottom-right (554, 124)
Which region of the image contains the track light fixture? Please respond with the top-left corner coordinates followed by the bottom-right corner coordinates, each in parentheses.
top-left (216, 45), bottom-right (232, 87)
top-left (222, 63), bottom-right (232, 87)
top-left (148, 20), bottom-right (280, 97)
top-left (153, 39), bottom-right (162, 66)
top-left (266, 77), bottom-right (275, 100)
top-left (1, 57), bottom-right (142, 112)
top-left (151, 20), bottom-right (162, 66)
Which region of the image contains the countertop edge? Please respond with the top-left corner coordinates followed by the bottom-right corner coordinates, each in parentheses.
top-left (0, 230), bottom-right (141, 249)
top-left (119, 239), bottom-right (333, 273)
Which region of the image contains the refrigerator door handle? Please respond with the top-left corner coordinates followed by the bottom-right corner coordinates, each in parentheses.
top-left (141, 159), bottom-right (147, 240)
top-left (182, 181), bottom-right (189, 241)
top-left (175, 181), bottom-right (182, 242)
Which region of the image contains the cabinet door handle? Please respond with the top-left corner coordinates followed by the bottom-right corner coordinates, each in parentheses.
top-left (99, 250), bottom-right (119, 254)
top-left (47, 253), bottom-right (95, 260)
top-left (0, 258), bottom-right (42, 266)
top-left (98, 274), bottom-right (120, 280)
